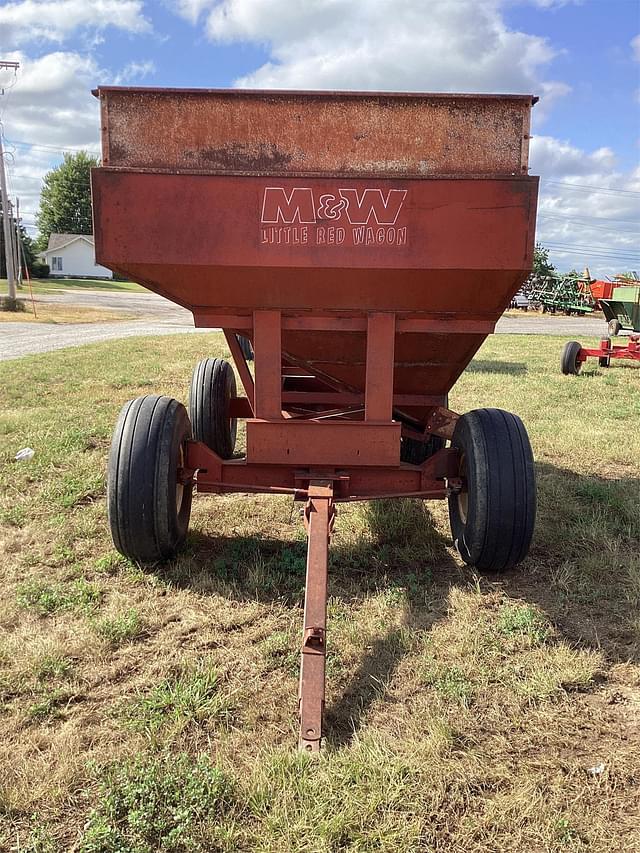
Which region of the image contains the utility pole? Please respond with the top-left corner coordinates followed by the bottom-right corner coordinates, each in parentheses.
top-left (0, 131), bottom-right (16, 299)
top-left (0, 60), bottom-right (19, 300)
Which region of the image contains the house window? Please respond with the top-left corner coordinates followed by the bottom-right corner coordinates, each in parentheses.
top-left (51, 256), bottom-right (63, 272)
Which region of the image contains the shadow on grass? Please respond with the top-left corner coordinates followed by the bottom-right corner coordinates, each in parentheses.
top-left (324, 629), bottom-right (412, 747)
top-left (466, 359), bottom-right (527, 375)
top-left (494, 462), bottom-right (640, 665)
top-left (154, 498), bottom-right (461, 747)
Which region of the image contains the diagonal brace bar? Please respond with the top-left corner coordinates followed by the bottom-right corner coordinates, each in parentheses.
top-left (298, 479), bottom-right (335, 752)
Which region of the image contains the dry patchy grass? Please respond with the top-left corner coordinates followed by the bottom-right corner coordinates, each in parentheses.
top-left (0, 299), bottom-right (134, 324)
top-left (0, 332), bottom-right (638, 851)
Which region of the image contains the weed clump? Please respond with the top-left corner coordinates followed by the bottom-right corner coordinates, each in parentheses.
top-left (17, 578), bottom-right (102, 615)
top-left (0, 296), bottom-right (26, 312)
top-left (93, 609), bottom-right (144, 647)
top-left (80, 754), bottom-right (237, 853)
top-left (121, 661), bottom-right (235, 740)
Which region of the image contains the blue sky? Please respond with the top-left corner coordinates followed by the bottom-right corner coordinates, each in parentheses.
top-left (0, 0), bottom-right (638, 275)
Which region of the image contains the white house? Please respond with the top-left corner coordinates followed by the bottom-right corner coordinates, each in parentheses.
top-left (42, 233), bottom-right (113, 279)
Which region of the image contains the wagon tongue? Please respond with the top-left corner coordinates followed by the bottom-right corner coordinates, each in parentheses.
top-left (298, 481), bottom-right (335, 751)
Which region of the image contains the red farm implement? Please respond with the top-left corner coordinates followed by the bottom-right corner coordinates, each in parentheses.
top-left (561, 336), bottom-right (640, 374)
top-left (92, 87), bottom-right (539, 751)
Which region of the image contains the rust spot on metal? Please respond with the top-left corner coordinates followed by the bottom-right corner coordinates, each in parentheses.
top-left (192, 142), bottom-right (294, 172)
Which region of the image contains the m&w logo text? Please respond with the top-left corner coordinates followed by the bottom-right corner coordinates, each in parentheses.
top-left (260, 187), bottom-right (408, 248)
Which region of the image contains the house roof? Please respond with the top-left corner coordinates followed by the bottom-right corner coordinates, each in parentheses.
top-left (45, 233), bottom-right (94, 253)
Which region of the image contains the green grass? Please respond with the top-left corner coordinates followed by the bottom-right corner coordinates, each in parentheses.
top-left (1, 277), bottom-right (147, 295)
top-left (122, 660), bottom-right (236, 741)
top-left (0, 332), bottom-right (638, 852)
top-left (17, 578), bottom-right (102, 615)
top-left (92, 609), bottom-right (145, 647)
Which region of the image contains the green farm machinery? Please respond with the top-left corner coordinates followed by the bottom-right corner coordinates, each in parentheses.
top-left (525, 272), bottom-right (595, 315)
top-left (599, 274), bottom-right (640, 336)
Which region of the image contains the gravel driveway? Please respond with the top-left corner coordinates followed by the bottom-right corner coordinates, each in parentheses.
top-left (0, 290), bottom-right (611, 362)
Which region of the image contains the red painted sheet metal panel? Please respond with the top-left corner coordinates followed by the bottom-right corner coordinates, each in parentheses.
top-left (246, 420), bottom-right (401, 466)
top-left (96, 88), bottom-right (534, 177)
top-left (92, 172), bottom-right (537, 284)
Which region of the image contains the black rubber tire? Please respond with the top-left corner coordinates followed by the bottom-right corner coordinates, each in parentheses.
top-left (189, 358), bottom-right (237, 458)
top-left (448, 408), bottom-right (536, 573)
top-left (237, 335), bottom-right (254, 361)
top-left (561, 341), bottom-right (582, 375)
top-left (107, 395), bottom-right (192, 564)
top-left (608, 319), bottom-right (621, 337)
top-left (400, 434), bottom-right (445, 465)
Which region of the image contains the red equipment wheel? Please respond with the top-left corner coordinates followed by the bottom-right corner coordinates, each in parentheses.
top-left (189, 358), bottom-right (237, 459)
top-left (448, 408), bottom-right (536, 573)
top-left (107, 395), bottom-right (192, 563)
top-left (561, 341), bottom-right (582, 375)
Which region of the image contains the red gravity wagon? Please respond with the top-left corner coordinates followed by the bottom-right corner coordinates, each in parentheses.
top-left (92, 88), bottom-right (539, 751)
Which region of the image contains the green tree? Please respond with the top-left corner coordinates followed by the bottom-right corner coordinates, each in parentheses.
top-left (532, 242), bottom-right (555, 277)
top-left (36, 151), bottom-right (98, 245)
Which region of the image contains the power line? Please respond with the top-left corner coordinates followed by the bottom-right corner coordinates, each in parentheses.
top-left (537, 210), bottom-right (640, 226)
top-left (5, 138), bottom-right (100, 155)
top-left (545, 246), bottom-right (640, 263)
top-left (538, 215), bottom-right (639, 235)
top-left (543, 240), bottom-right (639, 256)
top-left (544, 238), bottom-right (639, 253)
top-left (546, 240), bottom-right (640, 259)
top-left (541, 179), bottom-right (640, 197)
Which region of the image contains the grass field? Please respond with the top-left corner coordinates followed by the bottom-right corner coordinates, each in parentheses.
top-left (1, 277), bottom-right (146, 296)
top-left (0, 333), bottom-right (638, 852)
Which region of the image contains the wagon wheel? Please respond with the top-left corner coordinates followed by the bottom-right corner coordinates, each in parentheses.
top-left (560, 341), bottom-right (582, 375)
top-left (189, 358), bottom-right (237, 458)
top-left (448, 408), bottom-right (536, 573)
top-left (400, 396), bottom-right (448, 464)
top-left (608, 319), bottom-right (621, 337)
top-left (400, 433), bottom-right (445, 464)
top-left (236, 335), bottom-right (254, 361)
top-left (107, 395), bottom-right (193, 563)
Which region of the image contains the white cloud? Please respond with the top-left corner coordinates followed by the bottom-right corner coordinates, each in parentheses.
top-left (527, 0), bottom-right (581, 7)
top-left (113, 59), bottom-right (157, 84)
top-left (632, 34), bottom-right (640, 62)
top-left (170, 0), bottom-right (216, 24)
top-left (0, 51), bottom-right (101, 148)
top-left (0, 0), bottom-right (150, 47)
